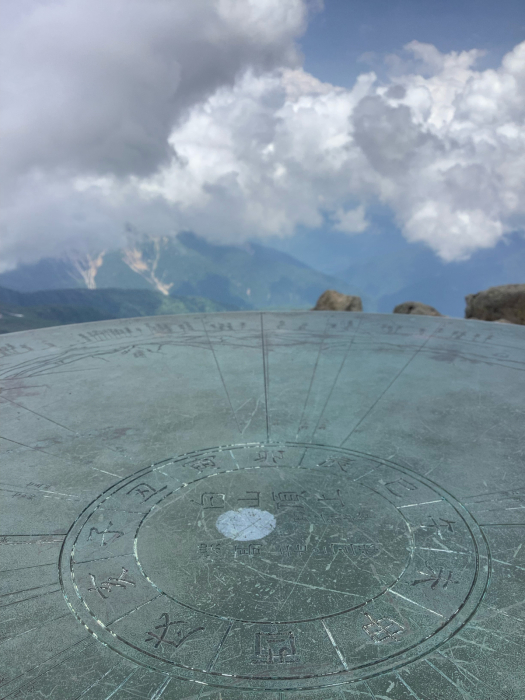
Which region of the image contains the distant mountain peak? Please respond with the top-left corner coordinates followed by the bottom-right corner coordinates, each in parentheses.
top-left (0, 231), bottom-right (351, 309)
top-left (67, 251), bottom-right (106, 290)
top-left (121, 240), bottom-right (173, 296)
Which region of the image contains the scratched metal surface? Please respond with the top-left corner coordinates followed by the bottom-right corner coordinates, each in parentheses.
top-left (1, 311), bottom-right (524, 700)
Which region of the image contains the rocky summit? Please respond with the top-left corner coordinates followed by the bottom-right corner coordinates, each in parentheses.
top-left (465, 284), bottom-right (525, 325)
top-left (313, 289), bottom-right (363, 311)
top-left (393, 301), bottom-right (443, 316)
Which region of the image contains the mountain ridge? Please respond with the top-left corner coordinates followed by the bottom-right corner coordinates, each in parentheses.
top-left (0, 286), bottom-right (237, 334)
top-left (0, 232), bottom-right (351, 310)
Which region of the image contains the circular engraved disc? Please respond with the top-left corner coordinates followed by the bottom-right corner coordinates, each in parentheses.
top-left (60, 443), bottom-right (489, 690)
top-left (215, 508), bottom-right (276, 541)
top-left (3, 312), bottom-right (524, 699)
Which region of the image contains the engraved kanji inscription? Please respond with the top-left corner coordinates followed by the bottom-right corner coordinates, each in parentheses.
top-left (237, 491), bottom-right (261, 507)
top-left (332, 543), bottom-right (379, 557)
top-left (411, 565), bottom-right (457, 589)
top-left (319, 456), bottom-right (357, 472)
top-left (362, 612), bottom-right (404, 643)
top-left (87, 521), bottom-right (124, 546)
top-left (88, 567), bottom-right (135, 599)
top-left (255, 450), bottom-right (285, 465)
top-left (198, 543), bottom-right (221, 557)
top-left (253, 630), bottom-right (300, 664)
top-left (60, 441), bottom-right (491, 691)
top-left (316, 489), bottom-right (344, 507)
top-left (235, 543), bottom-right (262, 557)
top-left (272, 491), bottom-right (305, 508)
top-left (421, 516), bottom-right (456, 535)
top-left (384, 478), bottom-right (418, 497)
top-left (145, 613), bottom-right (205, 649)
top-left (127, 482), bottom-right (168, 502)
top-left (193, 492), bottom-right (226, 508)
top-left (187, 457), bottom-right (217, 472)
top-left (279, 543), bottom-right (307, 557)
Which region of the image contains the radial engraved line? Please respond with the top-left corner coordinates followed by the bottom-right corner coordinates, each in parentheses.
top-left (295, 317), bottom-right (331, 438)
top-left (261, 313), bottom-right (270, 441)
top-left (320, 619), bottom-right (349, 670)
top-left (1, 588), bottom-right (62, 609)
top-left (3, 638), bottom-right (97, 694)
top-left (201, 317), bottom-right (242, 434)
top-left (309, 317), bottom-right (362, 441)
top-left (0, 435), bottom-right (72, 459)
top-left (150, 676), bottom-right (171, 700)
top-left (340, 325), bottom-right (444, 446)
top-left (363, 680), bottom-right (379, 699)
top-left (206, 621), bottom-right (233, 671)
top-left (424, 658), bottom-right (475, 696)
top-left (0, 395), bottom-right (76, 433)
top-left (395, 672), bottom-right (423, 699)
top-left (480, 523), bottom-right (525, 527)
top-left (436, 650), bottom-right (508, 699)
top-left (0, 613), bottom-right (71, 647)
top-left (104, 668), bottom-right (138, 699)
top-left (0, 533), bottom-right (67, 538)
top-left (0, 562), bottom-right (56, 573)
top-left (74, 661), bottom-right (129, 700)
top-left (0, 583), bottom-right (59, 599)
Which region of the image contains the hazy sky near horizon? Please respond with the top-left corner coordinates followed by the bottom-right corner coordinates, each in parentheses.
top-left (1, 0), bottom-right (525, 270)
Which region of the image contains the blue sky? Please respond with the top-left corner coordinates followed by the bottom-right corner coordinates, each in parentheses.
top-left (301, 0), bottom-right (525, 86)
top-left (272, 0), bottom-right (525, 292)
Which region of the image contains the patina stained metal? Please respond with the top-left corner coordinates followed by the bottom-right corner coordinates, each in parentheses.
top-left (1, 312), bottom-right (524, 699)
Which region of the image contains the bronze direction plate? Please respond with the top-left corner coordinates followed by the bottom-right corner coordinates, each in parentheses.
top-left (1, 312), bottom-right (524, 699)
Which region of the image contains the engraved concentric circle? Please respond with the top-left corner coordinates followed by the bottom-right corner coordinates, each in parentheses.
top-left (60, 443), bottom-right (490, 691)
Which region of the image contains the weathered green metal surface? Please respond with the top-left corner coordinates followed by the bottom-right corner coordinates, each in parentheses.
top-left (1, 311), bottom-right (524, 699)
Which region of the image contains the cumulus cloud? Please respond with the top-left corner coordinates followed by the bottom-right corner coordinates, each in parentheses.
top-left (332, 205), bottom-right (369, 234)
top-left (1, 0), bottom-right (525, 269)
top-left (0, 0), bottom-right (306, 179)
top-left (133, 41), bottom-right (525, 261)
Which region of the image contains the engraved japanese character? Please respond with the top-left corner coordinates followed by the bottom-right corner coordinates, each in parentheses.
top-left (197, 543), bottom-right (221, 557)
top-left (237, 491), bottom-right (260, 507)
top-left (411, 565), bottom-right (457, 589)
top-left (318, 456), bottom-right (356, 472)
top-left (187, 457), bottom-right (216, 472)
top-left (192, 492), bottom-right (226, 508)
top-left (332, 543), bottom-right (353, 555)
top-left (253, 630), bottom-right (299, 664)
top-left (88, 567), bottom-right (135, 599)
top-left (278, 544), bottom-right (307, 557)
top-left (272, 491), bottom-right (306, 508)
top-left (235, 544), bottom-right (261, 557)
top-left (145, 613), bottom-right (205, 649)
top-left (255, 450), bottom-right (285, 465)
top-left (363, 612), bottom-right (404, 643)
top-left (126, 482), bottom-right (168, 502)
top-left (316, 489), bottom-right (344, 507)
top-left (87, 521), bottom-right (124, 546)
top-left (177, 322), bottom-right (195, 332)
top-left (352, 543), bottom-right (380, 557)
top-left (384, 478), bottom-right (417, 497)
top-left (421, 516), bottom-right (456, 535)
top-left (208, 322), bottom-right (234, 332)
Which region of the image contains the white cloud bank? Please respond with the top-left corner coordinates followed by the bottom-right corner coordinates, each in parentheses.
top-left (1, 0), bottom-right (525, 269)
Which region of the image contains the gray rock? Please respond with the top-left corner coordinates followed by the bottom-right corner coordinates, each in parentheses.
top-left (465, 284), bottom-right (525, 325)
top-left (313, 290), bottom-right (363, 312)
top-left (393, 301), bottom-right (442, 316)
